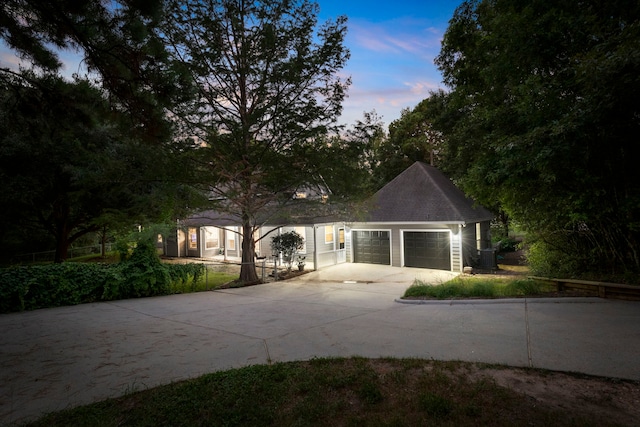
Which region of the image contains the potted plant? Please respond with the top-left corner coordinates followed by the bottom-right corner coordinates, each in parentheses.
top-left (297, 256), bottom-right (306, 271)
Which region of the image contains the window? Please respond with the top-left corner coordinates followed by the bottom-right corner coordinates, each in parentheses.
top-left (338, 228), bottom-right (345, 249)
top-left (227, 228), bottom-right (236, 251)
top-left (188, 227), bottom-right (198, 250)
top-left (204, 227), bottom-right (219, 249)
top-left (325, 225), bottom-right (334, 244)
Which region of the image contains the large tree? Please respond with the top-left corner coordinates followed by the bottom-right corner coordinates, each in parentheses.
top-left (0, 1), bottom-right (200, 261)
top-left (0, 0), bottom-right (192, 143)
top-left (434, 0), bottom-right (640, 276)
top-left (372, 99), bottom-right (444, 190)
top-left (0, 72), bottom-right (193, 262)
top-left (163, 0), bottom-right (350, 283)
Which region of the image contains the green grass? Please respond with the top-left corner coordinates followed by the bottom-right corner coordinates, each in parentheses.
top-left (173, 269), bottom-right (237, 292)
top-left (23, 358), bottom-right (623, 427)
top-left (68, 251), bottom-right (121, 263)
top-left (403, 276), bottom-right (556, 299)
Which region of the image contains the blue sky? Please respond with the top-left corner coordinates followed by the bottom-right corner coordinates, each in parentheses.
top-left (319, 1), bottom-right (459, 127)
top-left (0, 1), bottom-right (460, 129)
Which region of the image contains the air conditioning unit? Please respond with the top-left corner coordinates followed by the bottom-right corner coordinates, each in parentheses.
top-left (479, 248), bottom-right (497, 270)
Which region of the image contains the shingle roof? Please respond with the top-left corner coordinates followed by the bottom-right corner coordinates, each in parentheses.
top-left (365, 162), bottom-right (494, 223)
top-left (183, 202), bottom-right (342, 227)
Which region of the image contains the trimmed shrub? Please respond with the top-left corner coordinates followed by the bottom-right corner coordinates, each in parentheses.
top-left (0, 241), bottom-right (206, 313)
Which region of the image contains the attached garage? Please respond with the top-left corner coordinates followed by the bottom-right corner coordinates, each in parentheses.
top-left (352, 230), bottom-right (390, 265)
top-left (403, 231), bottom-right (451, 271)
top-left (346, 163), bottom-right (495, 272)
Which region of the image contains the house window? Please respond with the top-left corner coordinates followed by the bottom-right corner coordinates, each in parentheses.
top-left (204, 227), bottom-right (219, 249)
top-left (338, 228), bottom-right (345, 249)
top-left (325, 225), bottom-right (334, 244)
top-left (227, 227), bottom-right (236, 251)
top-left (188, 227), bottom-right (198, 250)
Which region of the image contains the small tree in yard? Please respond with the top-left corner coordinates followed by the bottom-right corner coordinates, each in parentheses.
top-left (271, 231), bottom-right (304, 272)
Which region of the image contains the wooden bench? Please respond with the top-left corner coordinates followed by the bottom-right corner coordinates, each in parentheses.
top-left (529, 276), bottom-right (640, 301)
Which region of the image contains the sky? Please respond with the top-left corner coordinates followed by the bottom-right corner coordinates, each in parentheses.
top-left (0, 1), bottom-right (460, 129)
top-left (318, 1), bottom-right (460, 127)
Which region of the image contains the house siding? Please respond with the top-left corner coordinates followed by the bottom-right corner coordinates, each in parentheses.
top-left (451, 228), bottom-right (462, 272)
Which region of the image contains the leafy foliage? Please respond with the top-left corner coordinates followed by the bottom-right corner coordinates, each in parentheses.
top-left (0, 72), bottom-right (196, 263)
top-left (432, 0), bottom-right (640, 277)
top-left (0, 242), bottom-right (206, 313)
top-left (162, 0), bottom-right (350, 283)
top-left (372, 99), bottom-right (444, 190)
top-left (270, 231), bottom-right (305, 271)
top-left (0, 0), bottom-right (192, 141)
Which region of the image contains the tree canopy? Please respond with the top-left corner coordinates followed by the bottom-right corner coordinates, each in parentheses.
top-left (0, 1), bottom-right (200, 262)
top-left (162, 0), bottom-right (350, 282)
top-left (0, 72), bottom-right (193, 262)
top-left (0, 0), bottom-right (192, 142)
top-left (433, 0), bottom-right (640, 278)
top-left (372, 99), bottom-right (444, 190)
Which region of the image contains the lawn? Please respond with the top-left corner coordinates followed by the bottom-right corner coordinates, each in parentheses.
top-left (172, 267), bottom-right (238, 292)
top-left (24, 358), bottom-right (636, 426)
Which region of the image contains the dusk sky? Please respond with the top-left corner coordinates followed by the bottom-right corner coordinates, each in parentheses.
top-left (319, 1), bottom-right (459, 127)
top-left (0, 1), bottom-right (460, 129)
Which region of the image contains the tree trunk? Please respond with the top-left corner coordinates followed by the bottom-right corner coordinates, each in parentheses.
top-left (54, 227), bottom-right (70, 263)
top-left (100, 226), bottom-right (107, 257)
top-left (239, 220), bottom-right (259, 283)
top-left (498, 210), bottom-right (510, 237)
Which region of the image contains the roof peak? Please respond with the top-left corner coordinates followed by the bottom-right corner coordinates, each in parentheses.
top-left (367, 161), bottom-right (493, 223)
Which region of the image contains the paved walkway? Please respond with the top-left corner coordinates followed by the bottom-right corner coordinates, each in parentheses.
top-left (1, 265), bottom-right (639, 424)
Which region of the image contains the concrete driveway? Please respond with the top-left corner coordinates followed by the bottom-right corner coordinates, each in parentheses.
top-left (1, 264), bottom-right (639, 424)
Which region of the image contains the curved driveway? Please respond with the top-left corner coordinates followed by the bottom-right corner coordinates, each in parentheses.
top-left (1, 264), bottom-right (639, 424)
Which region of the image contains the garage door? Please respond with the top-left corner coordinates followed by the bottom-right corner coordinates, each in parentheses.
top-left (404, 231), bottom-right (451, 270)
top-left (353, 231), bottom-right (390, 265)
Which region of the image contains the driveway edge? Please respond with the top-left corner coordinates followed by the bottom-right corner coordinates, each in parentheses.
top-left (394, 297), bottom-right (605, 305)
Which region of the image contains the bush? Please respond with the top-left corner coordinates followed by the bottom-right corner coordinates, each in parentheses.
top-left (0, 241), bottom-right (207, 313)
top-left (270, 231), bottom-right (305, 271)
top-left (525, 240), bottom-right (582, 279)
top-left (496, 238), bottom-right (519, 253)
top-left (403, 277), bottom-right (550, 299)
top-left (0, 263), bottom-right (111, 312)
top-left (102, 240), bottom-right (171, 300)
top-left (168, 263), bottom-right (206, 293)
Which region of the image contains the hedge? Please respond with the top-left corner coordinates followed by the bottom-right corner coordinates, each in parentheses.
top-left (0, 242), bottom-right (205, 313)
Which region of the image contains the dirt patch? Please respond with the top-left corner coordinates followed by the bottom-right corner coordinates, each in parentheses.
top-left (466, 365), bottom-right (640, 426)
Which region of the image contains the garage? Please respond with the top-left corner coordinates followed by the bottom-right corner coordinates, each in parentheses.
top-left (352, 230), bottom-right (390, 265)
top-left (404, 231), bottom-right (451, 270)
